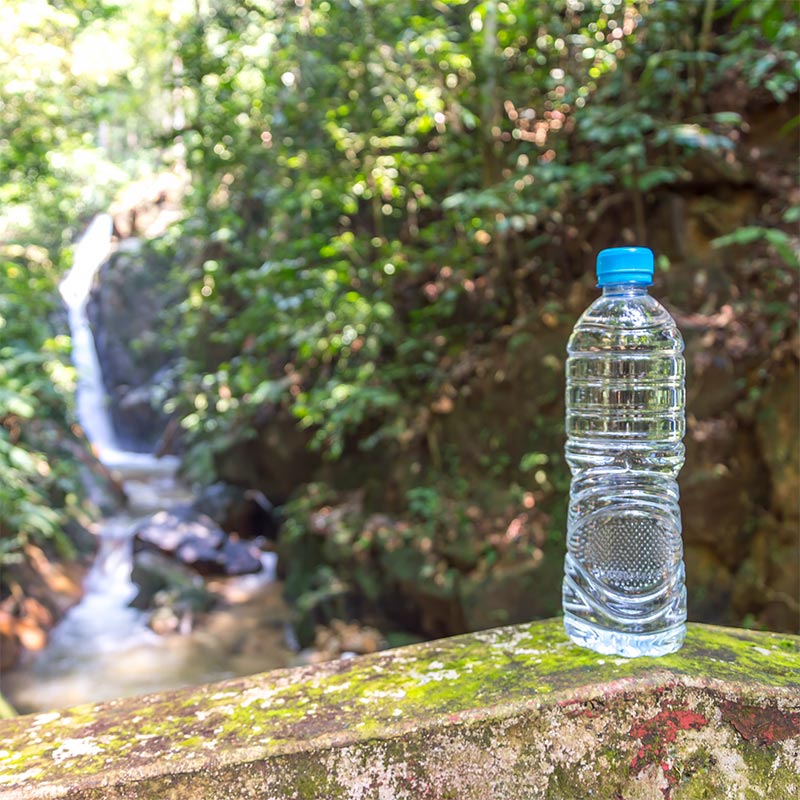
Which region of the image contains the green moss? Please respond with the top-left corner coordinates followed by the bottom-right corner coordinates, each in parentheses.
top-left (0, 620), bottom-right (797, 799)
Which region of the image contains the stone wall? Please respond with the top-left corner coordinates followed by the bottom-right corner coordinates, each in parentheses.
top-left (1, 619), bottom-right (798, 799)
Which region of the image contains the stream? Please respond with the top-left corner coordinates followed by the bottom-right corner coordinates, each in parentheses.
top-left (2, 216), bottom-right (294, 714)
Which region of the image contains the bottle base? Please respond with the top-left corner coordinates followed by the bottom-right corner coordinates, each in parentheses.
top-left (563, 613), bottom-right (685, 658)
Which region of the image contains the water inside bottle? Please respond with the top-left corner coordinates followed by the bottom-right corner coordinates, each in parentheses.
top-left (563, 274), bottom-right (687, 658)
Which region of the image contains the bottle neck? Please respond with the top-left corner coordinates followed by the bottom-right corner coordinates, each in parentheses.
top-left (601, 282), bottom-right (650, 297)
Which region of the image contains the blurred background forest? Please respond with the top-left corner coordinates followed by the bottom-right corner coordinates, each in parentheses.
top-left (1, 0), bottom-right (798, 710)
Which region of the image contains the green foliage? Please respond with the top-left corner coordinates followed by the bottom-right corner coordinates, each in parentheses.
top-left (165, 0), bottom-right (798, 474)
top-left (149, 0), bottom-right (798, 638)
top-left (1, 0), bottom-right (797, 636)
top-left (1, 1), bottom-right (127, 249)
top-left (719, 0), bottom-right (800, 102)
top-left (0, 250), bottom-right (81, 564)
top-left (0, 0), bottom-right (175, 572)
top-left (713, 226), bottom-right (800, 269)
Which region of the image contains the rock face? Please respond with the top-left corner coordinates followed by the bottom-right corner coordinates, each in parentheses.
top-left (0, 620), bottom-right (797, 800)
top-left (213, 409), bottom-right (320, 506)
top-left (86, 239), bottom-right (179, 452)
top-left (193, 482), bottom-right (279, 540)
top-left (751, 357), bottom-right (800, 632)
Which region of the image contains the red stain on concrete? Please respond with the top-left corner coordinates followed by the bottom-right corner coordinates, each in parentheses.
top-left (558, 698), bottom-right (602, 719)
top-left (629, 707), bottom-right (708, 799)
top-left (720, 701), bottom-right (800, 746)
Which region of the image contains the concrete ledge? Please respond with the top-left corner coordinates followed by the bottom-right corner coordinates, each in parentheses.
top-left (1, 619), bottom-right (798, 799)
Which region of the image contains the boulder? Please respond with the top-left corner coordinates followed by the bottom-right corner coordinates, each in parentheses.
top-left (219, 539), bottom-right (263, 576)
top-left (130, 550), bottom-right (206, 611)
top-left (147, 584), bottom-right (216, 636)
top-left (133, 504), bottom-right (265, 578)
top-left (114, 382), bottom-right (166, 450)
top-left (173, 536), bottom-right (263, 577)
top-left (134, 506), bottom-right (226, 556)
top-left (175, 536), bottom-right (226, 575)
top-left (86, 239), bottom-right (180, 452)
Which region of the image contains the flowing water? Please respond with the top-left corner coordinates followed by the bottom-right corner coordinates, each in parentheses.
top-left (2, 216), bottom-right (293, 713)
top-left (59, 214), bottom-right (179, 474)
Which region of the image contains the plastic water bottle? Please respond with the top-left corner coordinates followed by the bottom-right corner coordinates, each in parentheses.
top-left (562, 247), bottom-right (686, 658)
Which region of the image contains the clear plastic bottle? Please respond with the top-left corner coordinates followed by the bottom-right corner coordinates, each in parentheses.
top-left (562, 247), bottom-right (686, 658)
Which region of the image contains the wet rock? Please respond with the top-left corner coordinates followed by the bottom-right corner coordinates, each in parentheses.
top-left (193, 481), bottom-right (279, 540)
top-left (175, 536), bottom-right (226, 575)
top-left (219, 539), bottom-right (263, 576)
top-left (133, 505), bottom-right (265, 578)
top-left (134, 506), bottom-right (226, 556)
top-left (115, 382), bottom-right (164, 449)
top-left (147, 585), bottom-right (216, 635)
top-left (132, 549), bottom-right (217, 633)
top-left (174, 536), bottom-right (264, 578)
top-left (148, 604), bottom-right (184, 636)
top-left (130, 550), bottom-right (203, 611)
top-left (173, 585), bottom-right (218, 615)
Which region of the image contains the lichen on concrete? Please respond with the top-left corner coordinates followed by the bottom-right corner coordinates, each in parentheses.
top-left (0, 620), bottom-right (798, 799)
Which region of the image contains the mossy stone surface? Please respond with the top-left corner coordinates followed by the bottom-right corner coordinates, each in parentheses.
top-left (1, 620), bottom-right (798, 799)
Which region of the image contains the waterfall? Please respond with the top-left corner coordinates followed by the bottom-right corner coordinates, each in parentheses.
top-left (59, 214), bottom-right (178, 476)
top-left (3, 215), bottom-right (289, 713)
top-left (15, 215), bottom-right (194, 702)
top-left (59, 215), bottom-right (118, 453)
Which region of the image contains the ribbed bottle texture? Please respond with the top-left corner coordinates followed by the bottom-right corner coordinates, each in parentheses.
top-left (563, 267), bottom-right (687, 657)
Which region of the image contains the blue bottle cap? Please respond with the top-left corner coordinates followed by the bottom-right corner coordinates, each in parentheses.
top-left (596, 247), bottom-right (654, 287)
